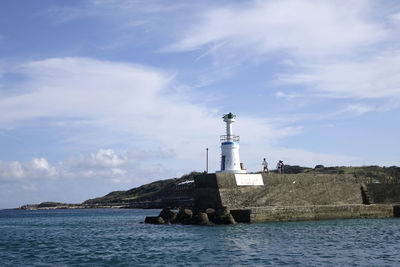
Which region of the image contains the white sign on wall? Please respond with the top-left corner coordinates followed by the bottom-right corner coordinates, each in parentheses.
top-left (234, 174), bottom-right (264, 186)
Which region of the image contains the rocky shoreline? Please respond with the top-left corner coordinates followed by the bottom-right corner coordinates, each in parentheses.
top-left (15, 202), bottom-right (127, 210)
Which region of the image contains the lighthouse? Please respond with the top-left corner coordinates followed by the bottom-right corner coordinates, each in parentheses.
top-left (217, 112), bottom-right (246, 173)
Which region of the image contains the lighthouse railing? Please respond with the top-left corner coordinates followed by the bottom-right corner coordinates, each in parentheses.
top-left (220, 135), bottom-right (240, 142)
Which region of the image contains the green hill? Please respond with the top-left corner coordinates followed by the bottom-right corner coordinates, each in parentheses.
top-left (83, 172), bottom-right (200, 205)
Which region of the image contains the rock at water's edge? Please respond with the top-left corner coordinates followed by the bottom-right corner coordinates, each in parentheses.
top-left (144, 216), bottom-right (165, 224)
top-left (159, 208), bottom-right (177, 223)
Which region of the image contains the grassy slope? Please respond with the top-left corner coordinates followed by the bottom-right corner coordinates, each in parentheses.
top-left (83, 172), bottom-right (200, 204)
top-left (284, 165), bottom-right (400, 184)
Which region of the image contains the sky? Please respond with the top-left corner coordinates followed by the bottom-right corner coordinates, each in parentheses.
top-left (0, 0), bottom-right (399, 209)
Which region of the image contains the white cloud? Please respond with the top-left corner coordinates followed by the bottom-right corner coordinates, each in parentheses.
top-left (110, 167), bottom-right (129, 184)
top-left (0, 147), bottom-right (179, 187)
top-left (39, 0), bottom-right (188, 51)
top-left (90, 149), bottom-right (126, 168)
top-left (0, 139), bottom-right (356, 188)
top-left (0, 56), bottom-right (366, 184)
top-left (0, 57), bottom-right (304, 173)
top-left (165, 0), bottom-right (387, 59)
top-left (342, 104), bottom-right (374, 116)
top-left (0, 57), bottom-right (166, 123)
top-left (390, 12), bottom-right (400, 23)
top-left (0, 158), bottom-right (57, 181)
top-left (0, 55), bottom-right (366, 184)
top-left (31, 157), bottom-right (58, 177)
top-left (42, 0), bottom-right (183, 23)
top-left (278, 52), bottom-right (400, 99)
top-left (159, 0), bottom-right (400, 103)
top-left (7, 161), bottom-right (25, 179)
top-left (60, 149), bottom-right (126, 178)
top-left (275, 91), bottom-right (304, 99)
top-left (34, 1), bottom-right (400, 104)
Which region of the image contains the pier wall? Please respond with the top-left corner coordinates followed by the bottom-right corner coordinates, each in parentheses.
top-left (194, 173), bottom-right (363, 210)
top-left (194, 173), bottom-right (398, 222)
top-left (240, 205), bottom-right (394, 223)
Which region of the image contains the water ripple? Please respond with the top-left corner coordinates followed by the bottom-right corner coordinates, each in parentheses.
top-left (1, 209), bottom-right (399, 266)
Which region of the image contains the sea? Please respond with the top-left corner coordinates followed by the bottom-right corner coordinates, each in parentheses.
top-left (0, 209), bottom-right (399, 266)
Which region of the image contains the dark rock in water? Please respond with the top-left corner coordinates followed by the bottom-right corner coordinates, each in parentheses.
top-left (216, 207), bottom-right (230, 217)
top-left (206, 208), bottom-right (215, 214)
top-left (159, 208), bottom-right (177, 223)
top-left (205, 208), bottom-right (216, 222)
top-left (230, 209), bottom-right (251, 223)
top-left (145, 206), bottom-right (236, 226)
top-left (183, 208), bottom-right (193, 217)
top-left (394, 205), bottom-right (400, 217)
top-left (197, 212), bottom-right (210, 225)
top-left (214, 213), bottom-right (236, 225)
top-left (169, 212), bottom-right (178, 223)
top-left (145, 216), bottom-right (165, 224)
top-left (225, 214), bottom-right (236, 224)
top-left (177, 208), bottom-right (193, 224)
top-left (188, 214), bottom-right (200, 225)
top-left (184, 211), bottom-right (214, 225)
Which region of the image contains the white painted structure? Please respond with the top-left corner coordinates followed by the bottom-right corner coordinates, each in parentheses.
top-left (217, 113), bottom-right (246, 173)
top-left (235, 174), bottom-right (263, 186)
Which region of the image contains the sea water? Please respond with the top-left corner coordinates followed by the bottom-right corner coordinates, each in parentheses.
top-left (0, 209), bottom-right (399, 266)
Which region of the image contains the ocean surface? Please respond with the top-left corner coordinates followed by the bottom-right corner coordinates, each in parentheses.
top-left (0, 209), bottom-right (399, 266)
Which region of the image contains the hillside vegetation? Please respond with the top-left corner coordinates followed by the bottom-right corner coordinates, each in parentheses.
top-left (83, 172), bottom-right (200, 205)
top-left (283, 165), bottom-right (400, 184)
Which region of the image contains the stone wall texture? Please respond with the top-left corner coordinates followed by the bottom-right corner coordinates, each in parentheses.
top-left (195, 173), bottom-right (363, 210)
top-left (194, 173), bottom-right (399, 222)
top-left (366, 184), bottom-right (400, 204)
top-left (247, 204), bottom-right (394, 223)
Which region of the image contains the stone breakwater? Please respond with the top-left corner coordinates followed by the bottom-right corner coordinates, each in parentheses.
top-left (145, 204), bottom-right (399, 225)
top-left (144, 207), bottom-right (236, 225)
top-left (194, 173), bottom-right (367, 210)
top-left (231, 204), bottom-right (398, 223)
top-left (145, 173), bottom-right (400, 224)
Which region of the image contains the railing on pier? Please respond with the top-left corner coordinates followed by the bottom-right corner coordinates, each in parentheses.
top-left (220, 135), bottom-right (240, 142)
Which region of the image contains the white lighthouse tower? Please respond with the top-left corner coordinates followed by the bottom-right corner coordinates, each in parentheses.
top-left (217, 112), bottom-right (246, 173)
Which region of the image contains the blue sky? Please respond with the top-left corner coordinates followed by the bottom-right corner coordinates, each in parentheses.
top-left (1, 0), bottom-right (399, 208)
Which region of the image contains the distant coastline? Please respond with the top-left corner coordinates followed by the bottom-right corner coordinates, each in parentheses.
top-left (14, 202), bottom-right (127, 211)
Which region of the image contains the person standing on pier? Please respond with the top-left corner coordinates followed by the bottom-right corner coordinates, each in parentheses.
top-left (262, 158), bottom-right (269, 173)
top-left (277, 160), bottom-right (284, 174)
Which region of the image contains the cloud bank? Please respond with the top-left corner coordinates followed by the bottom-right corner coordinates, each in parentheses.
top-left (163, 0), bottom-right (400, 102)
top-left (0, 57), bottom-right (355, 186)
top-left (165, 1), bottom-right (386, 58)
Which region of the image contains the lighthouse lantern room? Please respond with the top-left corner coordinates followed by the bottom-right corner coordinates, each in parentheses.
top-left (217, 112), bottom-right (246, 173)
